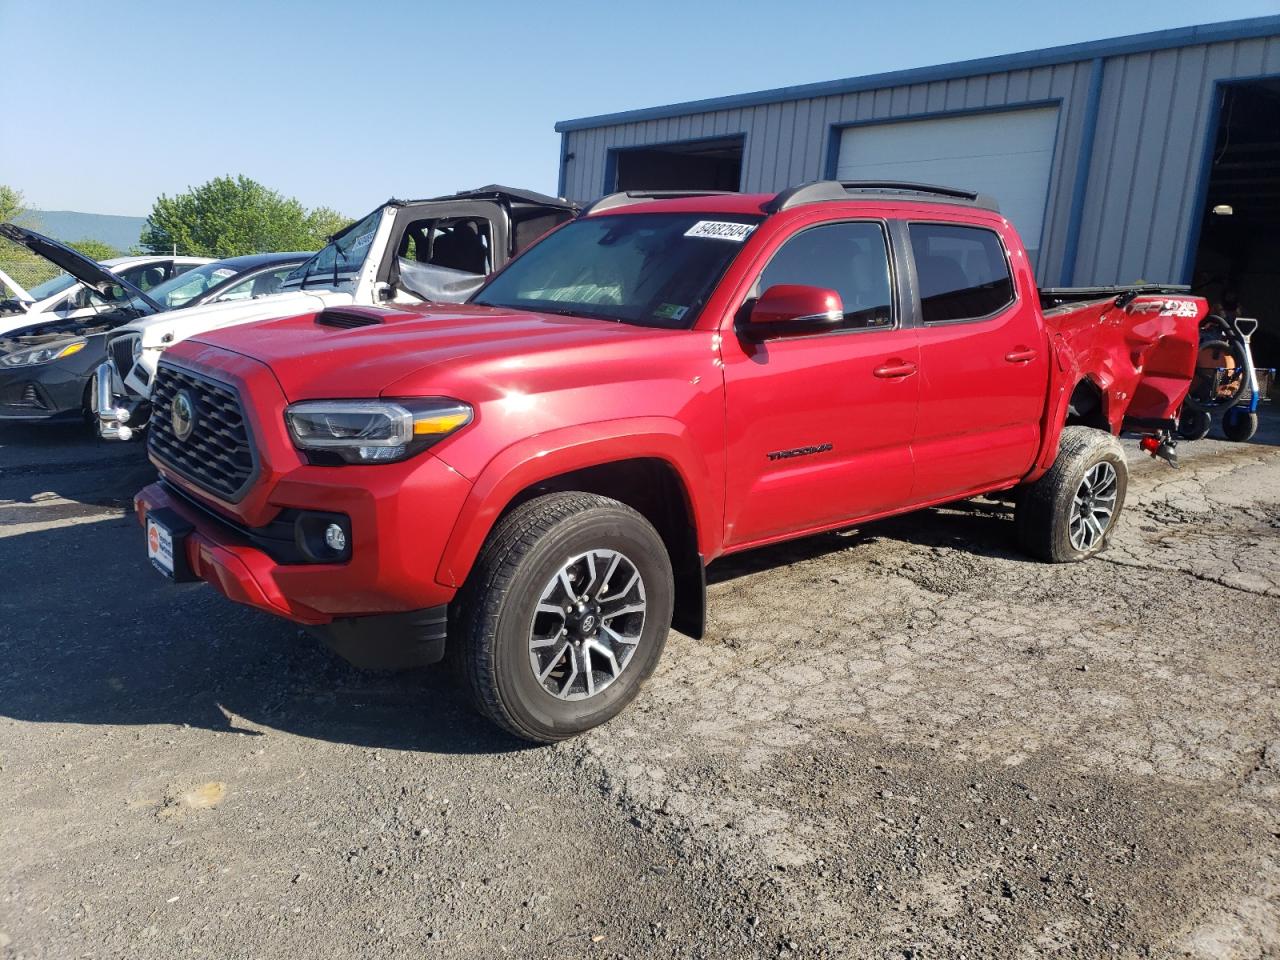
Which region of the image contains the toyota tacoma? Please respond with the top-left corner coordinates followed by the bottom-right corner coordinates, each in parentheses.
top-left (133, 181), bottom-right (1203, 742)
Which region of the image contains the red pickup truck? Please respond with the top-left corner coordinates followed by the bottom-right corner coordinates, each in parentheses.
top-left (134, 181), bottom-right (1203, 742)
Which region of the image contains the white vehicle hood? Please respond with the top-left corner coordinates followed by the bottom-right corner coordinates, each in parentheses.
top-left (122, 288), bottom-right (351, 349)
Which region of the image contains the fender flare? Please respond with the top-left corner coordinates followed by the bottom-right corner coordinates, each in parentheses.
top-left (1027, 337), bottom-right (1116, 482)
top-left (434, 417), bottom-right (718, 588)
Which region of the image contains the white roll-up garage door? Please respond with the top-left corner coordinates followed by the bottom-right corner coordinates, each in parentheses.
top-left (835, 106), bottom-right (1059, 264)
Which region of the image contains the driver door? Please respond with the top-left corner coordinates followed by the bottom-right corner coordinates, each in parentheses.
top-left (720, 216), bottom-right (920, 548)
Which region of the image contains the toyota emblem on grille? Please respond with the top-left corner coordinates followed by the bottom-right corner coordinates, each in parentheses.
top-left (171, 390), bottom-right (197, 441)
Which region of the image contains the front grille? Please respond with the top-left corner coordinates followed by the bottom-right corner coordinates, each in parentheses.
top-left (149, 363), bottom-right (257, 502)
top-left (109, 334), bottom-right (138, 380)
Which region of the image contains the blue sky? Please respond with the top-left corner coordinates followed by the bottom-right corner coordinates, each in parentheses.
top-left (3, 0), bottom-right (1277, 217)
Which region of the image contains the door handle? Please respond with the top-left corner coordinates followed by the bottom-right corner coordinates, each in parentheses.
top-left (873, 360), bottom-right (917, 379)
top-left (1005, 347), bottom-right (1038, 363)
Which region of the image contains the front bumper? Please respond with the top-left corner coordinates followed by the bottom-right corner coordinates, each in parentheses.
top-left (138, 482), bottom-right (451, 667)
top-left (135, 453), bottom-right (470, 626)
top-left (95, 360), bottom-right (148, 439)
top-left (0, 347), bottom-right (101, 421)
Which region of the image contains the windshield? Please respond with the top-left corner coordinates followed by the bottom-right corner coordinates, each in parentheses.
top-left (126, 261), bottom-right (239, 311)
top-left (283, 209), bottom-right (380, 291)
top-left (26, 272), bottom-right (80, 301)
top-left (472, 212), bottom-right (762, 328)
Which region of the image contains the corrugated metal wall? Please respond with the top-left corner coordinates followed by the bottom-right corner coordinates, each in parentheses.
top-left (559, 32), bottom-right (1280, 286)
top-left (1074, 35), bottom-right (1280, 285)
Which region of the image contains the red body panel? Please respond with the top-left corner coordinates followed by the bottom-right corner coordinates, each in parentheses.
top-left (138, 192), bottom-right (1202, 626)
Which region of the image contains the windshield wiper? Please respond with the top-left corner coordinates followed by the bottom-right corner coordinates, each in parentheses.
top-left (535, 305), bottom-right (617, 321)
top-left (332, 241), bottom-right (346, 288)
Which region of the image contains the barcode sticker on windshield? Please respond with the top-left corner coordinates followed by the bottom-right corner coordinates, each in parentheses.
top-left (684, 221), bottom-right (756, 242)
top-left (349, 230), bottom-right (376, 252)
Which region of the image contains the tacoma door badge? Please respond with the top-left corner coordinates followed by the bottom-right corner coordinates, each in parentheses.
top-left (767, 442), bottom-right (833, 462)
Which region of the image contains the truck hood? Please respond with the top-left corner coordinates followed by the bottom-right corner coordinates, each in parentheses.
top-left (121, 289), bottom-right (343, 349)
top-left (189, 303), bottom-right (685, 401)
top-left (0, 223), bottom-right (163, 313)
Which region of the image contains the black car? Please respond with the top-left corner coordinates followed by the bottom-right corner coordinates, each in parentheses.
top-left (0, 230), bottom-right (309, 424)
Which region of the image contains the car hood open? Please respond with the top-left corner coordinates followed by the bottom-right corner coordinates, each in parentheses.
top-left (0, 223), bottom-right (163, 313)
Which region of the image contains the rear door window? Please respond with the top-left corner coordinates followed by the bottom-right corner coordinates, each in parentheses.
top-left (908, 223), bottom-right (1014, 323)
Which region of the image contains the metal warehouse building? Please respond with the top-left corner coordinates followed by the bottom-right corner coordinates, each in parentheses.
top-left (555, 16), bottom-right (1280, 360)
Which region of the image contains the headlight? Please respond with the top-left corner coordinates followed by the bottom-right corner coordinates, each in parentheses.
top-left (1, 339), bottom-right (88, 367)
top-left (284, 398), bottom-right (472, 464)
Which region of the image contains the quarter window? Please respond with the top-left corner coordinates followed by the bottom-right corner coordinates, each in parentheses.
top-left (908, 223), bottom-right (1014, 323)
top-left (755, 222), bottom-right (893, 331)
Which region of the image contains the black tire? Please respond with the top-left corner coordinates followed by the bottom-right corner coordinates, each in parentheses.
top-left (453, 492), bottom-right (673, 743)
top-left (1176, 407), bottom-right (1212, 441)
top-left (1221, 410), bottom-right (1258, 443)
top-left (1015, 426), bottom-right (1128, 563)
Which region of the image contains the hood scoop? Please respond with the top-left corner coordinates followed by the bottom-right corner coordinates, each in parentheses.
top-left (316, 307), bottom-right (384, 329)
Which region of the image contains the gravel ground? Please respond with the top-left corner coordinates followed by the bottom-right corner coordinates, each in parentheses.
top-left (1, 411), bottom-right (1277, 959)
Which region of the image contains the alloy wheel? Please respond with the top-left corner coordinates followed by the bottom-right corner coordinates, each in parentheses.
top-left (1069, 461), bottom-right (1119, 551)
top-left (528, 549), bottom-right (647, 701)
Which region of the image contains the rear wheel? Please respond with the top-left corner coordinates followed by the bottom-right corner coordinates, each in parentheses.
top-left (453, 492), bottom-right (673, 743)
top-left (1176, 407), bottom-right (1212, 441)
top-left (1222, 409), bottom-right (1258, 443)
top-left (1015, 426), bottom-right (1128, 563)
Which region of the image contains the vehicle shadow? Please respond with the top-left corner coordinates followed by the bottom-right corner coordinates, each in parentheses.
top-left (0, 515), bottom-right (527, 756)
top-left (0, 495), bottom-right (1030, 756)
top-left (0, 422), bottom-right (157, 508)
top-left (707, 495), bottom-right (1025, 584)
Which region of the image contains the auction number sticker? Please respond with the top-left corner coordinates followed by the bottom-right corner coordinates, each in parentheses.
top-left (684, 221), bottom-right (756, 242)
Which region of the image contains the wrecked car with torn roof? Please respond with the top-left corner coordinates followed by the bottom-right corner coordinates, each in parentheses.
top-left (95, 186), bottom-right (577, 439)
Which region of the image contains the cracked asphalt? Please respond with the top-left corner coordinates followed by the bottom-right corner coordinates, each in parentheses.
top-left (1, 410), bottom-right (1277, 959)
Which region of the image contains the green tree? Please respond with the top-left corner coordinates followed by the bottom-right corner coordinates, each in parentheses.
top-left (140, 175), bottom-right (349, 257)
top-left (0, 184), bottom-right (24, 225)
top-left (67, 238), bottom-right (121, 261)
top-left (0, 184), bottom-right (54, 292)
top-left (305, 206), bottom-right (353, 245)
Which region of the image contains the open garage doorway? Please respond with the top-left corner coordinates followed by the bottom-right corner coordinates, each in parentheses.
top-left (609, 136), bottom-right (744, 192)
top-left (1188, 79), bottom-right (1280, 369)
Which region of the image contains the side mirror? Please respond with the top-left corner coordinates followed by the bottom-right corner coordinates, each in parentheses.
top-left (742, 284), bottom-right (843, 341)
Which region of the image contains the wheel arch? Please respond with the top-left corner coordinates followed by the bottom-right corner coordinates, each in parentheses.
top-left (1065, 378), bottom-right (1110, 431)
top-left (435, 422), bottom-right (716, 639)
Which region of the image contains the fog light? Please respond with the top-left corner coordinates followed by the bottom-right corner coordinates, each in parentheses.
top-left (324, 523), bottom-right (347, 553)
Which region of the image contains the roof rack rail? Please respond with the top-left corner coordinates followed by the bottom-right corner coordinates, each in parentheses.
top-left (583, 189), bottom-right (739, 215)
top-left (765, 180), bottom-right (999, 213)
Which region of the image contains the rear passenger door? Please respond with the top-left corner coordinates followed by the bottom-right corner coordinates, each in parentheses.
top-left (720, 216), bottom-right (920, 547)
top-left (907, 221), bottom-right (1049, 501)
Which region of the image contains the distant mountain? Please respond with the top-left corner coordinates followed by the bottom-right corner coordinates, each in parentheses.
top-left (22, 210), bottom-right (148, 253)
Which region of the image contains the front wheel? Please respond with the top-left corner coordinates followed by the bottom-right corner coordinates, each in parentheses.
top-left (1015, 426), bottom-right (1128, 563)
top-left (453, 492), bottom-right (673, 743)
